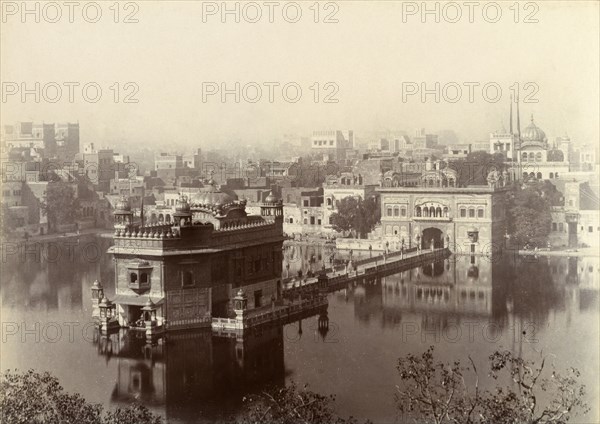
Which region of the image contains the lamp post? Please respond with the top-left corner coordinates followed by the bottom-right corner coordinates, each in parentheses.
top-left (91, 280), bottom-right (104, 318)
top-left (233, 289), bottom-right (248, 329)
top-left (98, 297), bottom-right (114, 333)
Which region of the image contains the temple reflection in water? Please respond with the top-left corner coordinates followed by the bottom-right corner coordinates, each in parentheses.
top-left (346, 253), bottom-right (598, 339)
top-left (94, 325), bottom-right (285, 422)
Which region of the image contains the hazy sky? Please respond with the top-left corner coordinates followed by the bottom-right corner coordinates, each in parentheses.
top-left (1, 1), bottom-right (598, 151)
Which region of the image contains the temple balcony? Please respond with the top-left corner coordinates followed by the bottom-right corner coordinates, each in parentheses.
top-left (413, 216), bottom-right (453, 222)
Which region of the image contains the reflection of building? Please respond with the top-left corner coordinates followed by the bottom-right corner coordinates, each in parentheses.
top-left (377, 160), bottom-right (508, 252)
top-left (352, 254), bottom-right (501, 334)
top-left (382, 256), bottom-right (493, 316)
top-left (98, 326), bottom-right (284, 421)
top-left (351, 254), bottom-right (598, 339)
top-left (108, 183), bottom-right (284, 331)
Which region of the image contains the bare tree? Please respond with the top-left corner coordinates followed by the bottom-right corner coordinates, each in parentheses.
top-left (395, 347), bottom-right (589, 424)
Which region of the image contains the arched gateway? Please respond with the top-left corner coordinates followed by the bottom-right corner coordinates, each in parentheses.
top-left (422, 227), bottom-right (443, 249)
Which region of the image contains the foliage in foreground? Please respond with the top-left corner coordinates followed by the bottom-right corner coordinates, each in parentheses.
top-left (3, 346), bottom-right (590, 424)
top-left (395, 347), bottom-right (589, 424)
top-left (237, 381), bottom-right (367, 424)
top-left (0, 369), bottom-right (162, 424)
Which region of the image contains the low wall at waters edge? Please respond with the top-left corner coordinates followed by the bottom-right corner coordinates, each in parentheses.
top-left (336, 238), bottom-right (385, 251)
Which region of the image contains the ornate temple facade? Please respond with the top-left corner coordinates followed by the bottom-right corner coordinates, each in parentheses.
top-left (377, 166), bottom-right (509, 254)
top-left (105, 181), bottom-right (284, 332)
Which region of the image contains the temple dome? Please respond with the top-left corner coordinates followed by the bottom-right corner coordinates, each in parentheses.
top-left (114, 195), bottom-right (131, 212)
top-left (521, 115), bottom-right (547, 143)
top-left (191, 182), bottom-right (237, 207)
top-left (264, 191), bottom-right (278, 204)
top-left (175, 195), bottom-right (191, 212)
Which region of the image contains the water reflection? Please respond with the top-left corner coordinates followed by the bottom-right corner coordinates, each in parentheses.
top-left (336, 254), bottom-right (599, 339)
top-left (282, 242), bottom-right (361, 277)
top-left (94, 326), bottom-right (285, 422)
top-left (1, 237), bottom-right (598, 423)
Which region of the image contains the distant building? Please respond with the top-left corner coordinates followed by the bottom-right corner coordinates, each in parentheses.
top-left (444, 143), bottom-right (472, 160)
top-left (311, 130), bottom-right (353, 161)
top-left (489, 128), bottom-right (518, 160)
top-left (281, 187), bottom-right (324, 234)
top-left (550, 181), bottom-right (600, 248)
top-left (572, 143), bottom-right (598, 172)
top-left (183, 148), bottom-right (202, 170)
top-left (490, 99), bottom-right (572, 181)
top-left (378, 135), bottom-right (411, 153)
top-left (412, 129), bottom-right (438, 149)
top-left (1, 121), bottom-right (79, 161)
top-left (83, 144), bottom-right (115, 192)
top-left (155, 153), bottom-right (187, 184)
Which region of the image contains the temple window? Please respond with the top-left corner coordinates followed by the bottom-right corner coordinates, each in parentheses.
top-left (393, 207), bottom-right (399, 217)
top-left (130, 273), bottom-right (138, 283)
top-left (469, 208), bottom-right (475, 218)
top-left (401, 207), bottom-right (406, 217)
top-left (477, 208), bottom-right (484, 218)
top-left (416, 206), bottom-right (422, 217)
top-left (387, 207), bottom-right (393, 216)
top-left (140, 273), bottom-right (148, 283)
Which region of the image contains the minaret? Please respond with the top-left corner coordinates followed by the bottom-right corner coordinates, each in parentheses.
top-left (516, 94), bottom-right (521, 137)
top-left (509, 94), bottom-right (513, 134)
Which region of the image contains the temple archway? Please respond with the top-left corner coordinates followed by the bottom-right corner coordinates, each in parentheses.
top-left (422, 227), bottom-right (443, 249)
